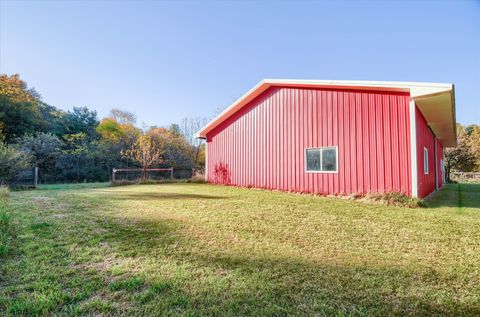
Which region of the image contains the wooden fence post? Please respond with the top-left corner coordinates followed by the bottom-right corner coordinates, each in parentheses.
top-left (112, 168), bottom-right (116, 183)
top-left (170, 168), bottom-right (174, 180)
top-left (33, 167), bottom-right (39, 188)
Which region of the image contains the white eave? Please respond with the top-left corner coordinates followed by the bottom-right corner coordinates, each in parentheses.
top-left (196, 79), bottom-right (457, 147)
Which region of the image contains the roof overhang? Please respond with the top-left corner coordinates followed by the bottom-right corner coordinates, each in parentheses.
top-left (196, 79), bottom-right (456, 147)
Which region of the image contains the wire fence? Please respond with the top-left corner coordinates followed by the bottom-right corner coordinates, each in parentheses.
top-left (9, 167), bottom-right (39, 188)
top-left (112, 167), bottom-right (194, 183)
top-left (3, 166), bottom-right (199, 187)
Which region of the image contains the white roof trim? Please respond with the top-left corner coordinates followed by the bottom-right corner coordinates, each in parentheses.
top-left (196, 79), bottom-right (456, 147)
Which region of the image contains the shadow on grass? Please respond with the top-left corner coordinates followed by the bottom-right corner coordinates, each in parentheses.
top-left (93, 191), bottom-right (228, 201)
top-left (86, 214), bottom-right (480, 316)
top-left (38, 183), bottom-right (111, 191)
top-left (425, 183), bottom-right (480, 209)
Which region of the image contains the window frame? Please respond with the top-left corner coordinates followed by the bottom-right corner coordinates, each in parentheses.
top-left (305, 146), bottom-right (339, 173)
top-left (424, 147), bottom-right (429, 175)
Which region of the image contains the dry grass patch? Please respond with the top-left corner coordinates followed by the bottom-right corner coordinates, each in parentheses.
top-left (363, 192), bottom-right (426, 208)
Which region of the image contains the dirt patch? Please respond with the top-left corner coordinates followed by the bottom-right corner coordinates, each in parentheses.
top-left (72, 255), bottom-right (125, 272)
top-left (92, 227), bottom-right (108, 234)
top-left (49, 213), bottom-right (69, 219)
top-left (31, 196), bottom-right (52, 202)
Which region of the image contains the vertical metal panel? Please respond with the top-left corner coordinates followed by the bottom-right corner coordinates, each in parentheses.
top-left (416, 107), bottom-right (436, 198)
top-left (207, 87), bottom-right (412, 196)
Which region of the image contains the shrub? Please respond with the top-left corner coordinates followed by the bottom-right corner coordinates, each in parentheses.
top-left (187, 175), bottom-right (206, 184)
top-left (0, 139), bottom-right (31, 184)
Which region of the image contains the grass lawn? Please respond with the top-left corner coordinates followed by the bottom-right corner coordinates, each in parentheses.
top-left (1, 183), bottom-right (480, 316)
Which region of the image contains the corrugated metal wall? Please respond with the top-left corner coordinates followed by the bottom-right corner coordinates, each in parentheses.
top-left (416, 107), bottom-right (437, 198)
top-left (207, 87), bottom-right (412, 196)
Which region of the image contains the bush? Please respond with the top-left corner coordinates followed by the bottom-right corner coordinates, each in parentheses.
top-left (364, 192), bottom-right (426, 208)
top-left (0, 139), bottom-right (31, 185)
top-left (188, 175), bottom-right (207, 184)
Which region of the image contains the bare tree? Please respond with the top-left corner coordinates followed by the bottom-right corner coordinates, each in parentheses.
top-left (121, 135), bottom-right (162, 180)
top-left (110, 108), bottom-right (137, 125)
top-left (180, 117), bottom-right (208, 169)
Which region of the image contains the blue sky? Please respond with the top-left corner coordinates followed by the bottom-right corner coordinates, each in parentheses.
top-left (1, 0), bottom-right (479, 127)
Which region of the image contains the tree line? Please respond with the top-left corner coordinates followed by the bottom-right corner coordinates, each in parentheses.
top-left (0, 74), bottom-right (207, 184)
top-left (445, 124), bottom-right (480, 180)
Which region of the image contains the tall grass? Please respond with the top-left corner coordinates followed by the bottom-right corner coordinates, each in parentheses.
top-left (0, 185), bottom-right (9, 199)
top-left (0, 186), bottom-right (11, 257)
top-left (364, 191), bottom-right (426, 208)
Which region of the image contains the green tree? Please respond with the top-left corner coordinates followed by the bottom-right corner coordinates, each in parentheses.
top-left (15, 133), bottom-right (63, 167)
top-left (66, 107), bottom-right (99, 140)
top-left (0, 74), bottom-right (43, 142)
top-left (63, 133), bottom-right (88, 182)
top-left (169, 123), bottom-right (182, 138)
top-left (15, 133), bottom-right (63, 183)
top-left (37, 102), bottom-right (70, 137)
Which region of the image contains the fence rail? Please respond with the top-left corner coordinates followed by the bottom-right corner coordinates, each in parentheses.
top-left (451, 172), bottom-right (480, 181)
top-left (112, 167), bottom-right (175, 183)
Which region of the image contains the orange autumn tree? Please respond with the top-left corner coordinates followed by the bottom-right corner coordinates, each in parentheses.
top-left (121, 135), bottom-right (162, 180)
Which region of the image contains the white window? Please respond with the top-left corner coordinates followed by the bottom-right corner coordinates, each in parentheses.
top-left (306, 147), bottom-right (338, 173)
top-left (424, 147), bottom-right (429, 175)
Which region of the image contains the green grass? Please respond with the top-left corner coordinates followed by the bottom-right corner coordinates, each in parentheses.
top-left (38, 182), bottom-right (111, 191)
top-left (0, 183), bottom-right (479, 316)
top-left (0, 186), bottom-right (12, 258)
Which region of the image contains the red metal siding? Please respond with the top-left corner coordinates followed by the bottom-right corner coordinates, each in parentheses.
top-left (416, 107), bottom-right (436, 198)
top-left (207, 87), bottom-right (412, 196)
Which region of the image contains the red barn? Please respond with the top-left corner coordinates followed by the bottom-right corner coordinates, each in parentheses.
top-left (196, 80), bottom-right (456, 198)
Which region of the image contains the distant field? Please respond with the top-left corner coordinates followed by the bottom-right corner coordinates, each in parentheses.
top-left (1, 183), bottom-right (479, 316)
